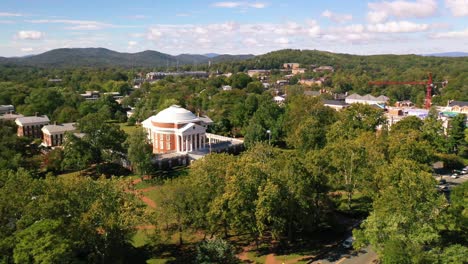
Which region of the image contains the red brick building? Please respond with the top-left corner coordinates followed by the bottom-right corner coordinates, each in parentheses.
top-left (142, 105), bottom-right (212, 154)
top-left (41, 123), bottom-right (77, 147)
top-left (15, 116), bottom-right (50, 138)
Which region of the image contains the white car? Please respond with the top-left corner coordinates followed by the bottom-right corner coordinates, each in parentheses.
top-left (451, 174), bottom-right (459, 179)
top-left (342, 236), bottom-right (354, 249)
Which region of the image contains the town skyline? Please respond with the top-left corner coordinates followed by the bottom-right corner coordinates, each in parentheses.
top-left (0, 0), bottom-right (467, 57)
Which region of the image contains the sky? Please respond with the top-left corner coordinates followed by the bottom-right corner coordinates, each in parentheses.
top-left (0, 0), bottom-right (467, 57)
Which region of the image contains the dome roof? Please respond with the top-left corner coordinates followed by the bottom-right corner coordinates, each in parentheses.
top-left (151, 105), bottom-right (199, 124)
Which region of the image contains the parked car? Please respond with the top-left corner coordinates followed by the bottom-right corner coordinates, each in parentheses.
top-left (342, 236), bottom-right (354, 249)
top-left (451, 174), bottom-right (459, 179)
top-left (438, 179), bottom-right (447, 185)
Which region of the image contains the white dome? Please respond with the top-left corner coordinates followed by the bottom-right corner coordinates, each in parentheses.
top-left (151, 105), bottom-right (199, 124)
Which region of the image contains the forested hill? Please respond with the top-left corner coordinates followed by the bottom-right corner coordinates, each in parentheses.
top-left (0, 48), bottom-right (254, 68)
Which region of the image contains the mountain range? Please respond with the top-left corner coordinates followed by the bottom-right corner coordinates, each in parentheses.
top-left (423, 52), bottom-right (468, 57)
top-left (0, 48), bottom-right (254, 68)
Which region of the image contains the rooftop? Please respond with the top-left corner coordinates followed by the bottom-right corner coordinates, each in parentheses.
top-left (15, 115), bottom-right (50, 125)
top-left (448, 101), bottom-right (468, 107)
top-left (42, 123), bottom-right (76, 134)
top-left (151, 105), bottom-right (199, 124)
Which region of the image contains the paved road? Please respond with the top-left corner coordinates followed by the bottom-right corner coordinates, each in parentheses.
top-left (310, 246), bottom-right (377, 264)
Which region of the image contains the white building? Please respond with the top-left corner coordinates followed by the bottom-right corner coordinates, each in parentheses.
top-left (345, 94), bottom-right (389, 105)
top-left (142, 105), bottom-right (210, 154)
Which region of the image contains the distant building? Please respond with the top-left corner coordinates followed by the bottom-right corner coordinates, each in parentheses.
top-left (222, 85), bottom-right (232, 91)
top-left (247, 69), bottom-right (271, 78)
top-left (395, 100), bottom-right (414, 107)
top-left (146, 71), bottom-right (209, 80)
top-left (142, 105), bottom-right (210, 154)
top-left (42, 123), bottom-right (77, 147)
top-left (0, 113), bottom-right (24, 121)
top-left (304, 90), bottom-right (321, 97)
top-left (292, 68), bottom-right (306, 75)
top-left (345, 94), bottom-right (389, 105)
top-left (15, 115), bottom-right (50, 138)
top-left (313, 66), bottom-right (334, 73)
top-left (274, 95), bottom-right (286, 105)
top-left (299, 77), bottom-right (326, 86)
top-left (323, 100), bottom-right (349, 110)
top-left (443, 100), bottom-right (468, 114)
top-left (276, 80), bottom-right (288, 86)
top-left (0, 105), bottom-right (14, 114)
top-left (80, 91), bottom-right (100, 101)
top-left (283, 63), bottom-right (300, 69)
top-left (48, 78), bottom-right (62, 83)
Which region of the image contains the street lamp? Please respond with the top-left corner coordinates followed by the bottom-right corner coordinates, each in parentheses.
top-left (266, 129), bottom-right (271, 145)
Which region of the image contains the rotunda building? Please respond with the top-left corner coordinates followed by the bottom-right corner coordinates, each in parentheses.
top-left (142, 105), bottom-right (209, 154)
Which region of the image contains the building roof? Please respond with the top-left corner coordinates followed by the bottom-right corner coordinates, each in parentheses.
top-left (448, 101), bottom-right (468, 107)
top-left (199, 115), bottom-right (213, 124)
top-left (346, 93), bottom-right (389, 102)
top-left (323, 100), bottom-right (348, 106)
top-left (151, 105), bottom-right (199, 124)
top-left (42, 123), bottom-right (76, 134)
top-left (15, 115), bottom-right (50, 125)
top-left (0, 113), bottom-right (23, 120)
top-left (304, 91), bottom-right (321, 96)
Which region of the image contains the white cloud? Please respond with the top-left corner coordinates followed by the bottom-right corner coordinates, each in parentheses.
top-left (430, 28), bottom-right (468, 38)
top-left (367, 0), bottom-right (437, 23)
top-left (176, 13), bottom-right (191, 17)
top-left (367, 11), bottom-right (388, 23)
top-left (21, 47), bottom-right (34, 52)
top-left (16, 30), bottom-right (44, 40)
top-left (0, 20), bottom-right (14, 24)
top-left (0, 12), bottom-right (22, 17)
top-left (274, 37), bottom-right (290, 44)
top-left (321, 10), bottom-right (353, 23)
top-left (367, 21), bottom-right (430, 33)
top-left (212, 1), bottom-right (268, 9)
top-left (27, 19), bottom-right (120, 30)
top-left (147, 28), bottom-right (163, 40)
top-left (307, 20), bottom-right (321, 36)
top-left (445, 0), bottom-right (468, 16)
top-left (128, 41), bottom-right (137, 46)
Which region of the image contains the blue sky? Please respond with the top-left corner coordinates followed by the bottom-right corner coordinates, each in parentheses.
top-left (0, 0), bottom-right (467, 56)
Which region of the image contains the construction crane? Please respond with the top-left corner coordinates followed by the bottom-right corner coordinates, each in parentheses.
top-left (369, 73), bottom-right (435, 109)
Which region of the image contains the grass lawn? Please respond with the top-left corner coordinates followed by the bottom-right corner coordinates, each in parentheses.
top-left (119, 123), bottom-right (140, 135)
top-left (132, 229), bottom-right (154, 247)
top-left (144, 188), bottom-right (162, 205)
top-left (246, 251), bottom-right (267, 264)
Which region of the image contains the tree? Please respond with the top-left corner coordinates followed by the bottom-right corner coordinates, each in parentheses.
top-left (391, 115), bottom-right (423, 132)
top-left (230, 73), bottom-right (252, 89)
top-left (245, 81), bottom-right (264, 94)
top-left (13, 220), bottom-right (72, 264)
top-left (447, 114), bottom-right (466, 155)
top-left (196, 238), bottom-right (239, 264)
top-left (61, 133), bottom-right (95, 173)
top-left (284, 96), bottom-right (337, 150)
top-left (125, 128), bottom-right (153, 177)
top-left (78, 113), bottom-right (127, 163)
top-left (327, 104), bottom-right (387, 140)
top-left (354, 159), bottom-right (447, 262)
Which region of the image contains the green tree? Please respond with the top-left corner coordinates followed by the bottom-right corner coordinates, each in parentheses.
top-left (447, 114), bottom-right (466, 154)
top-left (354, 159), bottom-right (447, 262)
top-left (196, 238), bottom-right (239, 264)
top-left (230, 73), bottom-right (252, 89)
top-left (125, 128), bottom-right (153, 177)
top-left (13, 220), bottom-right (72, 264)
